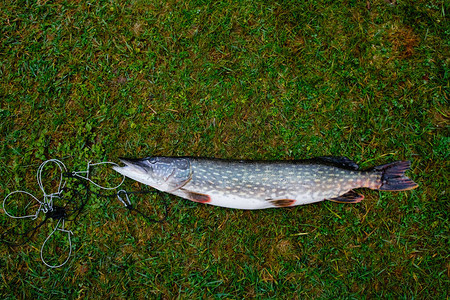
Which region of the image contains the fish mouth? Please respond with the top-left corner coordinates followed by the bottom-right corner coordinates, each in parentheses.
top-left (118, 157), bottom-right (151, 170)
top-left (113, 157), bottom-right (152, 176)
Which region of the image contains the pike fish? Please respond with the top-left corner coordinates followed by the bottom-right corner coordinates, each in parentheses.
top-left (113, 157), bottom-right (418, 210)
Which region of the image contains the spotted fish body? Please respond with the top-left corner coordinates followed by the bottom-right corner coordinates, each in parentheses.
top-left (113, 157), bottom-right (418, 209)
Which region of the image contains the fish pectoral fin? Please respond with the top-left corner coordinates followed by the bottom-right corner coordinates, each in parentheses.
top-left (181, 190), bottom-right (211, 203)
top-left (268, 199), bottom-right (296, 207)
top-left (328, 190), bottom-right (364, 203)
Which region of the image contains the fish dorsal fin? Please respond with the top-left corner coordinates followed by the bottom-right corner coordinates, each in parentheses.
top-left (316, 156), bottom-right (359, 170)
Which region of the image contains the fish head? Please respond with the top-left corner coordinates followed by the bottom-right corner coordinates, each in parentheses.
top-left (113, 157), bottom-right (191, 192)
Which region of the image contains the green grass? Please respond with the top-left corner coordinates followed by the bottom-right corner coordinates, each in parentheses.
top-left (1, 0), bottom-right (448, 298)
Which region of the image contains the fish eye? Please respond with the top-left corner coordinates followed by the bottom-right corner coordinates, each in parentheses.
top-left (148, 157), bottom-right (157, 164)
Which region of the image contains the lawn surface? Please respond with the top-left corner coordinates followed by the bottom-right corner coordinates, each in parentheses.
top-left (1, 0), bottom-right (449, 298)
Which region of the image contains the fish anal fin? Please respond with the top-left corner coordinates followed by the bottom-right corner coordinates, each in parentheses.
top-left (328, 190), bottom-right (364, 203)
top-left (185, 191), bottom-right (211, 203)
top-left (269, 199), bottom-right (296, 207)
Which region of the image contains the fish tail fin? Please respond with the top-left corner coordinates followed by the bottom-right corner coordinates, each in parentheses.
top-left (372, 161), bottom-right (418, 191)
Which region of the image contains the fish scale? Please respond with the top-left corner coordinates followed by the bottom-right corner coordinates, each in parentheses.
top-left (113, 156), bottom-right (418, 210)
